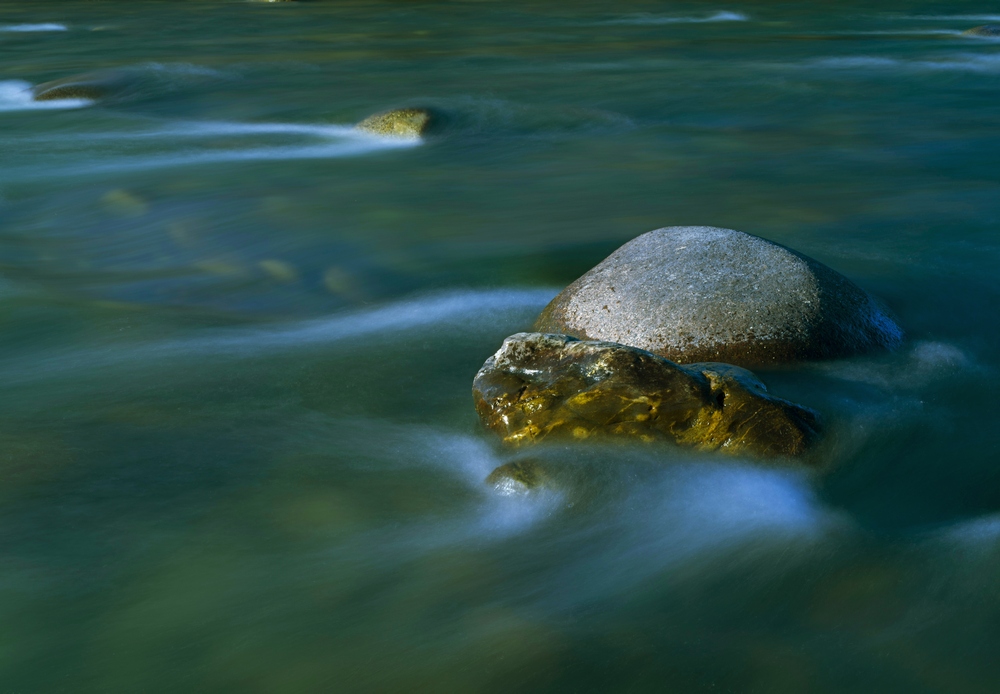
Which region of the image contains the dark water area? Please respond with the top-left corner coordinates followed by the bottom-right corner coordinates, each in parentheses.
top-left (1, 1), bottom-right (1000, 691)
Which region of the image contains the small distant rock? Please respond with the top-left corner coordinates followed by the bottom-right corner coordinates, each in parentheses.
top-left (258, 259), bottom-right (299, 283)
top-left (963, 24), bottom-right (1000, 37)
top-left (473, 333), bottom-right (821, 458)
top-left (33, 70), bottom-right (132, 102)
top-left (102, 189), bottom-right (148, 217)
top-left (355, 108), bottom-right (437, 138)
top-left (535, 226), bottom-right (903, 367)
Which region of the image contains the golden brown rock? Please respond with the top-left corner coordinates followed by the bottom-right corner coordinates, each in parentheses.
top-left (32, 70), bottom-right (132, 102)
top-left (355, 108), bottom-right (436, 138)
top-left (963, 24), bottom-right (1000, 37)
top-left (473, 333), bottom-right (820, 458)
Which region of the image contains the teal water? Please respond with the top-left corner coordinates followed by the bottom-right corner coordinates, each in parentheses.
top-left (2, 1), bottom-right (1000, 691)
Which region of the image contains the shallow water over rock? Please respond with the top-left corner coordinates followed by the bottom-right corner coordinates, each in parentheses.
top-left (1, 1), bottom-right (1000, 692)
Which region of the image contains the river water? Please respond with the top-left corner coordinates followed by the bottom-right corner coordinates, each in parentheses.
top-left (1, 1), bottom-right (999, 691)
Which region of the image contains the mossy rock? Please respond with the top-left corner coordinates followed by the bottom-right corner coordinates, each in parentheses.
top-left (473, 333), bottom-right (821, 458)
top-left (355, 108), bottom-right (439, 138)
top-left (963, 24), bottom-right (1000, 37)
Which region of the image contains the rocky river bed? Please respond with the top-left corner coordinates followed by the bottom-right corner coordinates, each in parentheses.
top-left (1, 1), bottom-right (1000, 691)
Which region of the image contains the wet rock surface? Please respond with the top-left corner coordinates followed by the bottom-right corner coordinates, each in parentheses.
top-left (355, 107), bottom-right (437, 138)
top-left (485, 459), bottom-right (550, 495)
top-left (473, 333), bottom-right (821, 458)
top-left (963, 24), bottom-right (1000, 37)
top-left (535, 226), bottom-right (903, 368)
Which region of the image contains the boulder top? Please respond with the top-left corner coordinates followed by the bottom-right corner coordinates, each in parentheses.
top-left (534, 226), bottom-right (903, 367)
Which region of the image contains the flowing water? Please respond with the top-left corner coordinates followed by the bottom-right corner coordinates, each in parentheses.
top-left (1, 1), bottom-right (999, 691)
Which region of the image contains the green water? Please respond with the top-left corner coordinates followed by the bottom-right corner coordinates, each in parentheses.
top-left (1, 1), bottom-right (1000, 691)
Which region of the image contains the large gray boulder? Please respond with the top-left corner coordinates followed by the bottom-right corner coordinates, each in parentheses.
top-left (535, 226), bottom-right (903, 367)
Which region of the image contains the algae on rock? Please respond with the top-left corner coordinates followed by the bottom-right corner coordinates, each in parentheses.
top-left (473, 333), bottom-right (820, 459)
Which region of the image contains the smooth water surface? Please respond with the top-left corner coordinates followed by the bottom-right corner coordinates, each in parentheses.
top-left (1, 1), bottom-right (999, 691)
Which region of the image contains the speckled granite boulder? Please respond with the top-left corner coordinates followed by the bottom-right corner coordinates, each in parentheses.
top-left (963, 24), bottom-right (1000, 37)
top-left (473, 333), bottom-right (821, 458)
top-left (33, 70), bottom-right (132, 102)
top-left (535, 226), bottom-right (903, 367)
top-left (355, 108), bottom-right (437, 138)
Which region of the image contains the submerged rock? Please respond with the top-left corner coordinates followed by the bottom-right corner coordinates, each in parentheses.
top-left (963, 24), bottom-right (1000, 37)
top-left (473, 333), bottom-right (821, 458)
top-left (485, 459), bottom-right (549, 495)
top-left (355, 108), bottom-right (437, 138)
top-left (32, 70), bottom-right (133, 102)
top-left (535, 226), bottom-right (903, 367)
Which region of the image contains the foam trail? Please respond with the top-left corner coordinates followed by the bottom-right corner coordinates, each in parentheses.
top-left (811, 54), bottom-right (1000, 73)
top-left (603, 11), bottom-right (747, 25)
top-left (295, 423), bottom-right (562, 560)
top-left (122, 120), bottom-right (361, 140)
top-left (546, 462), bottom-right (845, 608)
top-left (19, 120), bottom-right (364, 144)
top-left (184, 288), bottom-right (556, 352)
top-left (905, 14), bottom-right (1000, 21)
top-left (817, 340), bottom-right (970, 390)
top-left (939, 514), bottom-right (1000, 545)
top-left (367, 426), bottom-right (562, 540)
top-left (14, 129), bottom-right (419, 180)
top-left (0, 23), bottom-right (67, 32)
top-left (0, 289), bottom-right (557, 385)
top-left (141, 62), bottom-right (225, 77)
top-left (833, 29), bottom-right (965, 36)
top-left (0, 80), bottom-right (91, 112)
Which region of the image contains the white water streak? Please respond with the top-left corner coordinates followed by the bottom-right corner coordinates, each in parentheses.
top-left (812, 53), bottom-right (1000, 73)
top-left (0, 23), bottom-right (67, 32)
top-left (939, 514), bottom-right (1000, 544)
top-left (4, 115), bottom-right (419, 178)
top-left (603, 11), bottom-right (748, 25)
top-left (76, 136), bottom-right (418, 175)
top-left (832, 29), bottom-right (965, 36)
top-left (904, 14), bottom-right (1000, 21)
top-left (0, 289), bottom-right (556, 384)
top-left (183, 288), bottom-right (555, 353)
top-left (545, 462), bottom-right (847, 609)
